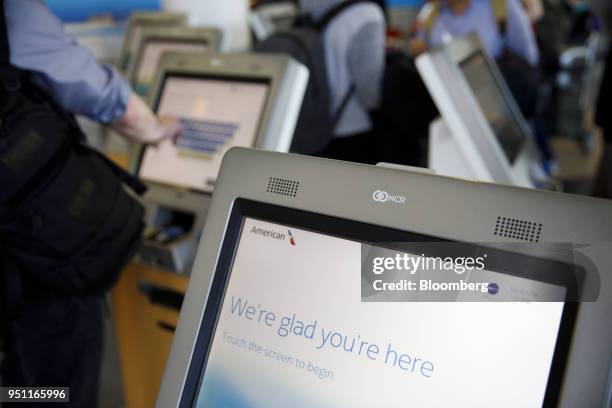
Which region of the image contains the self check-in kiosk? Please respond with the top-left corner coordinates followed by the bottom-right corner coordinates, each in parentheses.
top-left (113, 53), bottom-right (307, 407)
top-left (416, 33), bottom-right (546, 188)
top-left (157, 148), bottom-right (612, 408)
top-left (129, 26), bottom-right (222, 98)
top-left (134, 51), bottom-right (308, 274)
top-left (118, 11), bottom-right (186, 76)
top-left (106, 12), bottom-right (188, 166)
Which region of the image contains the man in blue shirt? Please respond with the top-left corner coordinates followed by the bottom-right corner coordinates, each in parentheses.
top-left (413, 0), bottom-right (539, 66)
top-left (1, 2), bottom-right (179, 406)
top-left (409, 0), bottom-right (555, 167)
top-left (5, 0), bottom-right (179, 142)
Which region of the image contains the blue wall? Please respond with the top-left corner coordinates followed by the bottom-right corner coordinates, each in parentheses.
top-left (45, 0), bottom-right (160, 22)
top-left (388, 0), bottom-right (424, 6)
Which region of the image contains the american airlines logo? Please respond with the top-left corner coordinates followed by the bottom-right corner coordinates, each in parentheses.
top-left (372, 190), bottom-right (406, 204)
top-left (250, 226), bottom-right (296, 246)
top-left (251, 226), bottom-right (285, 240)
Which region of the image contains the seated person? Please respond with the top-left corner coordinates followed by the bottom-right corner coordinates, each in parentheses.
top-left (298, 0), bottom-right (386, 164)
top-left (410, 0), bottom-right (539, 67)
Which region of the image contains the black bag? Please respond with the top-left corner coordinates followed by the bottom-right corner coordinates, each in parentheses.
top-left (377, 50), bottom-right (438, 167)
top-left (254, 0), bottom-right (368, 155)
top-left (0, 1), bottom-right (146, 295)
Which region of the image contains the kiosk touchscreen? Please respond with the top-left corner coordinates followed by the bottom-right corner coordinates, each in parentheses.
top-left (157, 148), bottom-right (612, 408)
top-left (118, 11), bottom-right (186, 76)
top-left (416, 33), bottom-right (543, 188)
top-left (129, 26), bottom-right (222, 98)
top-left (134, 53), bottom-right (308, 273)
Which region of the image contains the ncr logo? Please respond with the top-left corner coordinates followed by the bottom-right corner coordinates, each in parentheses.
top-left (372, 190), bottom-right (406, 204)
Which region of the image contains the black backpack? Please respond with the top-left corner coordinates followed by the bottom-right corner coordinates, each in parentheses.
top-left (254, 0), bottom-right (372, 155)
top-left (0, 1), bottom-right (146, 296)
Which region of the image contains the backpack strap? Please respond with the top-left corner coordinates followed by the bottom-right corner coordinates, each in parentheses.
top-left (330, 83), bottom-right (356, 130)
top-left (85, 143), bottom-right (148, 195)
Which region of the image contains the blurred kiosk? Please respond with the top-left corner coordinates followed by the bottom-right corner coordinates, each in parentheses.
top-left (118, 11), bottom-right (186, 76)
top-left (106, 12), bottom-right (187, 166)
top-left (112, 53), bottom-right (307, 408)
top-left (416, 34), bottom-right (543, 188)
top-left (129, 26), bottom-right (222, 97)
top-left (135, 51), bottom-right (307, 273)
top-left (162, 0), bottom-right (251, 51)
top-left (157, 148), bottom-right (612, 408)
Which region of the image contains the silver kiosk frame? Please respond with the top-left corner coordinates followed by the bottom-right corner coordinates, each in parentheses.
top-left (158, 148), bottom-right (612, 407)
top-left (118, 11), bottom-right (186, 75)
top-left (128, 25), bottom-right (223, 94)
top-left (416, 33), bottom-right (542, 188)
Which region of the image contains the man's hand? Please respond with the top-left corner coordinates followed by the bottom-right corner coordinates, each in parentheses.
top-left (111, 93), bottom-right (181, 145)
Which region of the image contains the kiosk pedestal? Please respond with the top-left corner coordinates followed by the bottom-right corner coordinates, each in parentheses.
top-left (112, 263), bottom-right (188, 408)
top-left (112, 188), bottom-right (210, 406)
top-left (428, 117), bottom-right (539, 188)
top-left (428, 118), bottom-right (477, 181)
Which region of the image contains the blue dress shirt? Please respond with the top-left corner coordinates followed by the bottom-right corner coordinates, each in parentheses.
top-left (4, 0), bottom-right (131, 123)
top-left (423, 0), bottom-right (540, 66)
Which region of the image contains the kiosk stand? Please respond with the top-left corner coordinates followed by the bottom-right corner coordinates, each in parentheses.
top-left (417, 33), bottom-right (549, 189)
top-left (112, 51), bottom-right (308, 407)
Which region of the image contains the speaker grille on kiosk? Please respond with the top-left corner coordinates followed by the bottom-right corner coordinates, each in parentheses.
top-left (494, 216), bottom-right (542, 242)
top-left (267, 177), bottom-right (300, 198)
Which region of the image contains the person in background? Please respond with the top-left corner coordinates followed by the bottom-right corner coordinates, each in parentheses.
top-left (409, 0), bottom-right (540, 67)
top-left (0, 1), bottom-right (179, 406)
top-left (408, 0), bottom-right (558, 174)
top-left (522, 0), bottom-right (544, 23)
top-left (299, 0), bottom-right (386, 164)
top-left (4, 0), bottom-right (178, 144)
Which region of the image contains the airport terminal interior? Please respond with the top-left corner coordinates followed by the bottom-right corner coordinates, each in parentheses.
top-left (1, 0), bottom-right (612, 407)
